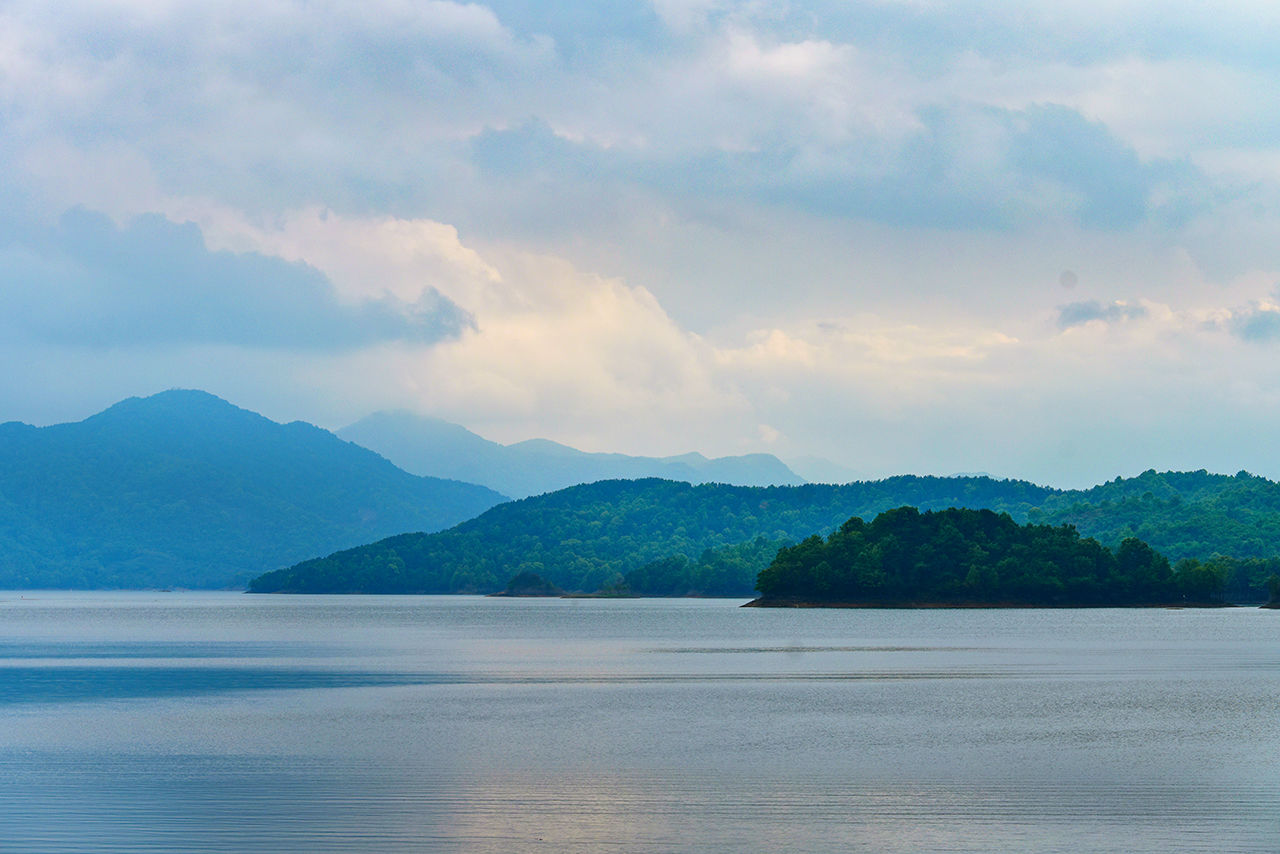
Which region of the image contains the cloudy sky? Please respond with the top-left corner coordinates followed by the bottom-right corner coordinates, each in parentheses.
top-left (3, 0), bottom-right (1280, 487)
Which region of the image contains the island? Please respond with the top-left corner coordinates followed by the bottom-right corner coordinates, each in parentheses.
top-left (745, 506), bottom-right (1227, 608)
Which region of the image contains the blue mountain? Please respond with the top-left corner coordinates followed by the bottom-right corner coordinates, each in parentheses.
top-left (0, 391), bottom-right (506, 588)
top-left (338, 410), bottom-right (805, 499)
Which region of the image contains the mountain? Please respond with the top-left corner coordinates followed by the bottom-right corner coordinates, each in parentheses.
top-left (337, 411), bottom-right (805, 498)
top-left (0, 391), bottom-right (506, 589)
top-left (248, 469), bottom-right (1280, 600)
top-left (1027, 468), bottom-right (1280, 566)
top-left (248, 475), bottom-right (1058, 594)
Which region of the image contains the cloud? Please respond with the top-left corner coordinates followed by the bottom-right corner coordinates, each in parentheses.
top-left (8, 200), bottom-right (1280, 490)
top-left (1, 0), bottom-right (1211, 235)
top-left (174, 205), bottom-right (504, 310)
top-left (1057, 300), bottom-right (1149, 329)
top-left (692, 298), bottom-right (1280, 488)
top-left (1008, 105), bottom-right (1153, 228)
top-left (0, 0), bottom-right (556, 214)
top-left (0, 208), bottom-right (471, 349)
top-left (120, 205), bottom-right (743, 450)
top-left (411, 253), bottom-right (741, 437)
top-left (465, 102), bottom-right (1180, 232)
top-left (7, 0), bottom-right (1280, 490)
top-left (749, 101), bottom-right (1181, 229)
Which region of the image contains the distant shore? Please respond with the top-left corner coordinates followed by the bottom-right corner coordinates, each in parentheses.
top-left (743, 598), bottom-right (1241, 609)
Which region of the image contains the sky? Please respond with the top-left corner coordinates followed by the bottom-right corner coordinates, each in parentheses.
top-left (3, 0), bottom-right (1280, 488)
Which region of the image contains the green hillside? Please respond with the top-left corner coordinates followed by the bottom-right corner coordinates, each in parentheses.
top-left (1032, 469), bottom-right (1280, 562)
top-left (0, 391), bottom-right (506, 588)
top-left (250, 469), bottom-right (1280, 599)
top-left (248, 476), bottom-right (1057, 593)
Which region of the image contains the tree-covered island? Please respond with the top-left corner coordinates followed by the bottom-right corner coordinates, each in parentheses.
top-left (747, 506), bottom-right (1224, 607)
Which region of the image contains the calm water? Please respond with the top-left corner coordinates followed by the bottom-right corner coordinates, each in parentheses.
top-left (1, 593), bottom-right (1277, 853)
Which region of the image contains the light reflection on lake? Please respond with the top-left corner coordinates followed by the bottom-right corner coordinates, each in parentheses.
top-left (1, 592), bottom-right (1277, 852)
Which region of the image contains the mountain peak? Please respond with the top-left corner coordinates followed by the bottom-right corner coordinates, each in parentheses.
top-left (342, 411), bottom-right (499, 448)
top-left (89, 388), bottom-right (246, 420)
top-left (79, 390), bottom-right (274, 443)
top-left (123, 388), bottom-right (233, 407)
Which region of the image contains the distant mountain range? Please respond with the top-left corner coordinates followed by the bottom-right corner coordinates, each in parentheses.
top-left (337, 411), bottom-right (805, 498)
top-left (0, 391), bottom-right (506, 589)
top-left (13, 390), bottom-right (1280, 599)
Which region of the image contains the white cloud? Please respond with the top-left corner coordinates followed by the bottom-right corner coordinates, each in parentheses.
top-left (0, 0), bottom-right (557, 217)
top-left (549, 24), bottom-right (920, 156)
top-left (409, 253), bottom-right (743, 445)
top-left (154, 205), bottom-right (745, 451)
top-left (176, 206), bottom-right (502, 308)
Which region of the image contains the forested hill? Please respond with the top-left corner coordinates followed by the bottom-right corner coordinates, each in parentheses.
top-left (1030, 469), bottom-right (1280, 561)
top-left (250, 468), bottom-right (1280, 596)
top-left (248, 476), bottom-right (1059, 593)
top-left (752, 507), bottom-right (1207, 607)
top-left (0, 390), bottom-right (506, 589)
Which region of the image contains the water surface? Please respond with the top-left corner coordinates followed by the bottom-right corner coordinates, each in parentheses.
top-left (1, 592), bottom-right (1277, 852)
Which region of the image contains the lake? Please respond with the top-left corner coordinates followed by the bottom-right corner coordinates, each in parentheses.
top-left (1, 592), bottom-right (1277, 852)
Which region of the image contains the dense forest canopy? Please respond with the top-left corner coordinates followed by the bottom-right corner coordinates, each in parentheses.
top-left (248, 462), bottom-right (1279, 598)
top-left (251, 470), bottom-right (1280, 599)
top-left (247, 476), bottom-right (1057, 593)
top-left (615, 537), bottom-right (789, 597)
top-left (1030, 469), bottom-right (1280, 563)
top-left (753, 507), bottom-right (1223, 606)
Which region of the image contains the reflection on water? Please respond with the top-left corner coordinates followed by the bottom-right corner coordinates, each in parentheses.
top-left (8, 761), bottom-right (1279, 853)
top-left (0, 666), bottom-right (437, 703)
top-left (1, 592), bottom-right (1278, 853)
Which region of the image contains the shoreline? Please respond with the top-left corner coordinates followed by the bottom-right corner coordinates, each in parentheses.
top-left (742, 598), bottom-right (1242, 609)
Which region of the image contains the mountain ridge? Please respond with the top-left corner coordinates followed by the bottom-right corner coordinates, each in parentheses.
top-left (248, 468), bottom-right (1280, 600)
top-left (337, 410), bottom-right (805, 499)
top-left (0, 390), bottom-right (507, 589)
top-left (248, 475), bottom-right (1059, 594)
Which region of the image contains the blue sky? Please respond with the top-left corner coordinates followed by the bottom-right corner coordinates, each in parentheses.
top-left (3, 0), bottom-right (1280, 487)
